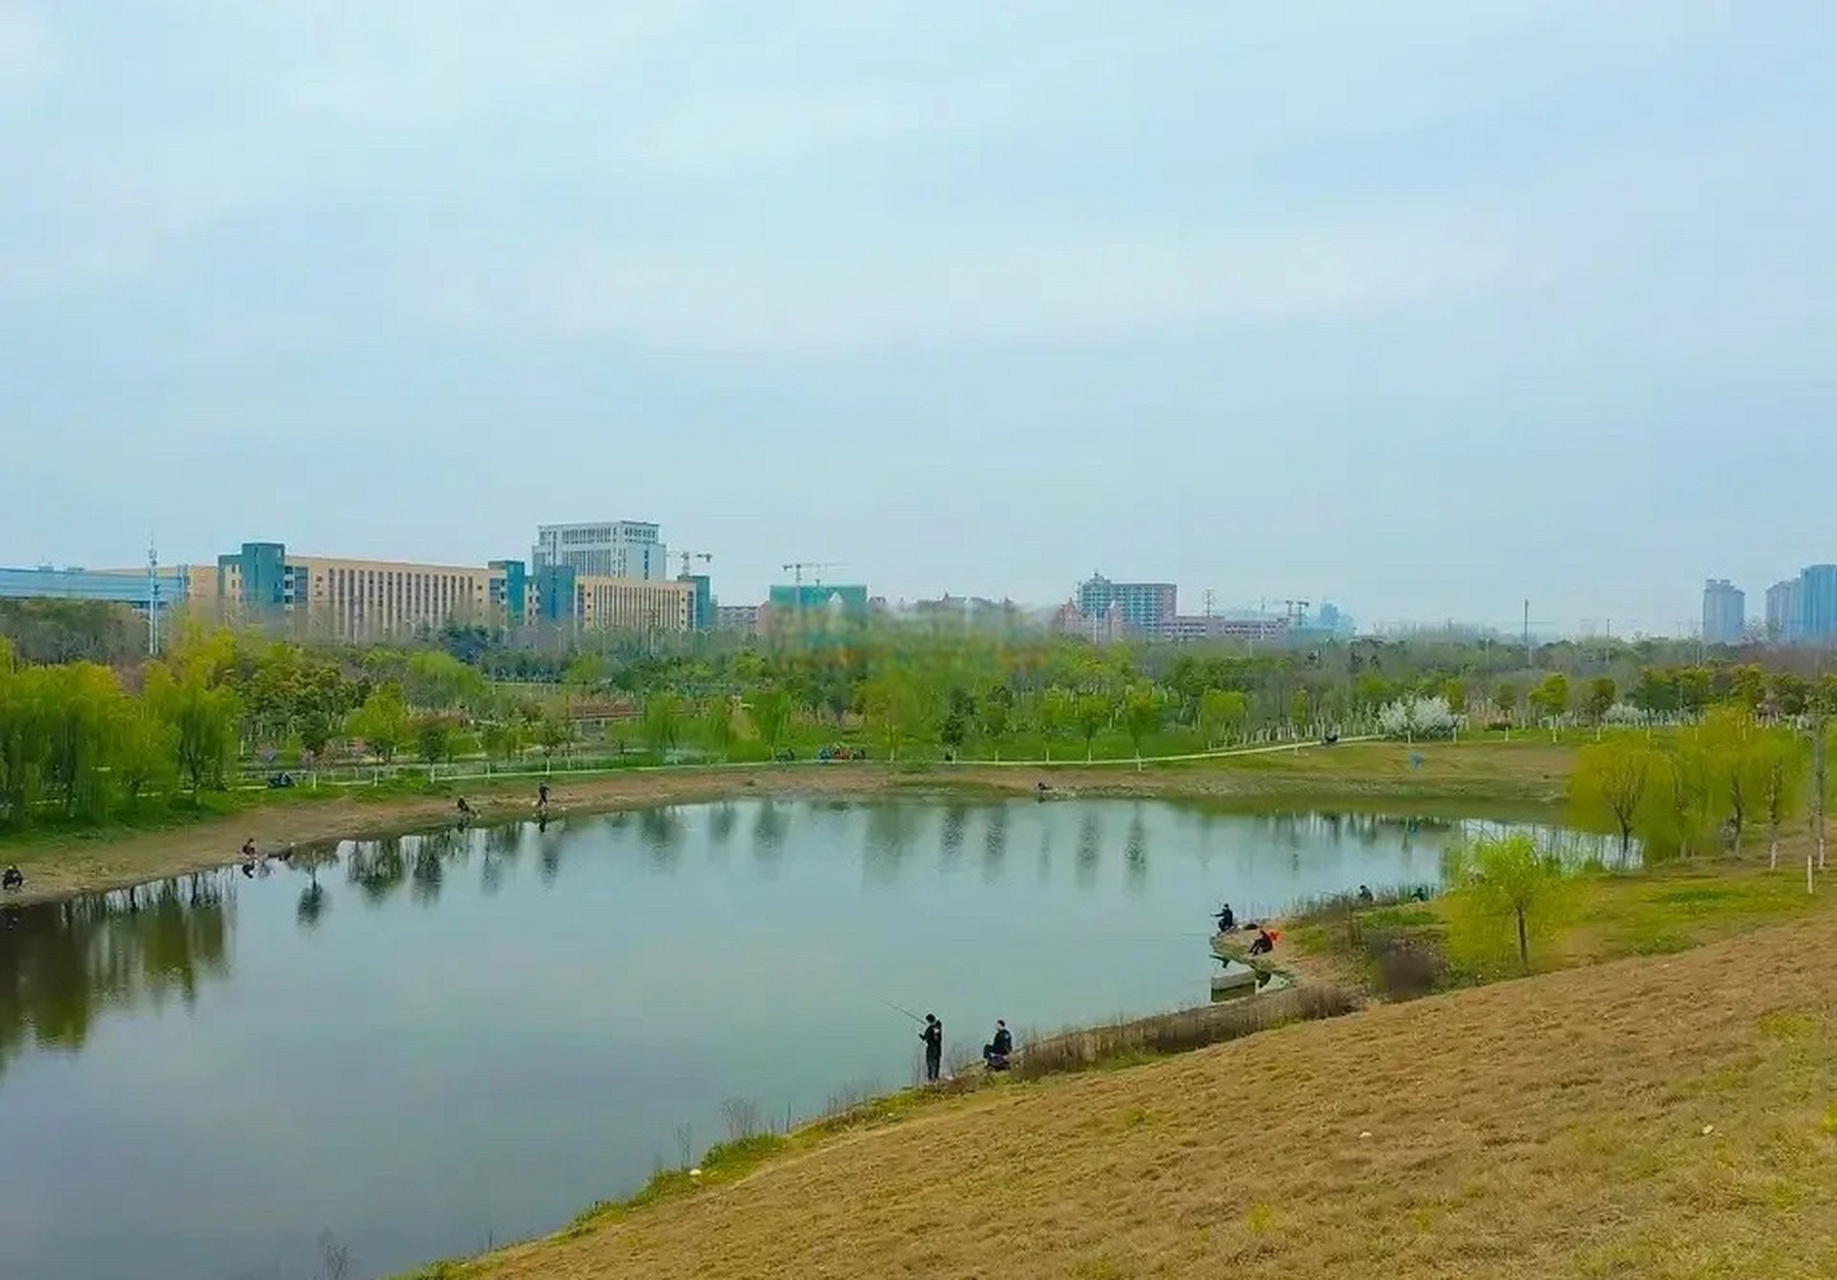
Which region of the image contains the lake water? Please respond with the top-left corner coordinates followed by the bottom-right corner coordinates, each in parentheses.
top-left (0, 799), bottom-right (1563, 1280)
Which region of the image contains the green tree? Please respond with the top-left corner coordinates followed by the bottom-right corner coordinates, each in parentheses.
top-left (1701, 707), bottom-right (1761, 855)
top-left (1755, 729), bottom-right (1809, 871)
top-left (1642, 739), bottom-right (1712, 860)
top-left (412, 714), bottom-right (455, 766)
top-left (114, 702), bottom-right (177, 811)
top-left (1442, 679), bottom-right (1469, 715)
top-left (1072, 692), bottom-right (1112, 762)
top-left (702, 697), bottom-right (736, 761)
top-left (144, 660), bottom-right (239, 797)
top-left (1583, 676), bottom-right (1616, 724)
top-left (535, 711), bottom-right (574, 760)
top-left (977, 684), bottom-right (1012, 758)
top-left (1528, 674), bottom-right (1570, 728)
top-left (1444, 831), bottom-right (1578, 972)
top-left (642, 692), bottom-right (683, 757)
top-left (749, 686), bottom-right (792, 755)
top-left (1569, 738), bottom-right (1653, 863)
top-left (1197, 688), bottom-right (1248, 749)
top-left (1121, 685), bottom-right (1162, 759)
top-left (862, 669), bottom-right (925, 761)
top-left (350, 684), bottom-right (411, 764)
top-left (1492, 682), bottom-right (1520, 725)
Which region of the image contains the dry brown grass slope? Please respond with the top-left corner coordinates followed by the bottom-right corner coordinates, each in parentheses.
top-left (471, 903), bottom-right (1837, 1280)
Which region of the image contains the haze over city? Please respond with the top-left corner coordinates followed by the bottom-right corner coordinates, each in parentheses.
top-left (3, 1), bottom-right (1834, 632)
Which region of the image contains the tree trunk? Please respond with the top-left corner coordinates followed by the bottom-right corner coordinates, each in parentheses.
top-left (1516, 907), bottom-right (1529, 970)
top-left (1770, 817), bottom-right (1781, 871)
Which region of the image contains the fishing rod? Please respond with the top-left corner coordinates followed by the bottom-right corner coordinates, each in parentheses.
top-left (882, 1000), bottom-right (926, 1024)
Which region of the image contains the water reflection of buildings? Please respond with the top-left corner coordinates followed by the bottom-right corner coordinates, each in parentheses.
top-left (0, 873), bottom-right (236, 1076)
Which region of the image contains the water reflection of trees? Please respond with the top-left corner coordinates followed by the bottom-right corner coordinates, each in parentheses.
top-left (639, 806), bottom-right (686, 871)
top-left (863, 803), bottom-right (916, 886)
top-left (940, 803), bottom-right (968, 870)
top-left (0, 873), bottom-right (234, 1077)
top-left (751, 801), bottom-right (788, 868)
top-left (982, 805), bottom-right (1010, 883)
top-left (1124, 808), bottom-right (1148, 894)
top-left (1075, 812), bottom-right (1102, 889)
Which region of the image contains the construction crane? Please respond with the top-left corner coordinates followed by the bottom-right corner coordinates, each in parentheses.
top-left (1281, 598), bottom-right (1311, 626)
top-left (678, 550), bottom-right (712, 578)
top-left (782, 560), bottom-right (841, 590)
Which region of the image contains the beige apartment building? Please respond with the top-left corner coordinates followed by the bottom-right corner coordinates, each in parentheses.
top-left (212, 541), bottom-right (691, 641)
top-left (566, 575), bottom-right (694, 633)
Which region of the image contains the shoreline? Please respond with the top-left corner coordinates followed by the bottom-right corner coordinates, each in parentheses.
top-left (2, 742), bottom-right (1576, 905)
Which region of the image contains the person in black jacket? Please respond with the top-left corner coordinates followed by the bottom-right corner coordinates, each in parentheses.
top-left (920, 1014), bottom-right (943, 1082)
top-left (2, 865), bottom-right (22, 892)
top-left (983, 1020), bottom-right (1013, 1071)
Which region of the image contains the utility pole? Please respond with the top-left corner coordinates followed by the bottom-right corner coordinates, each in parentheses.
top-left (1523, 598), bottom-right (1532, 671)
top-left (147, 538), bottom-right (161, 657)
top-left (1203, 588), bottom-right (1216, 640)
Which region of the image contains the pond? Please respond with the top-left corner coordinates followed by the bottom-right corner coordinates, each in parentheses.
top-left (0, 798), bottom-right (1584, 1280)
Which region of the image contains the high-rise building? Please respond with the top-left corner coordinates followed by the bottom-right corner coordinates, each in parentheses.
top-left (1766, 578), bottom-right (1802, 642)
top-left (1799, 564), bottom-right (1837, 642)
top-left (532, 521), bottom-right (669, 582)
top-left (1700, 579), bottom-right (1745, 645)
top-left (1075, 574), bottom-right (1177, 637)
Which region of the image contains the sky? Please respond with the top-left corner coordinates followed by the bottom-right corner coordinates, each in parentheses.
top-left (2, 0), bottom-right (1834, 635)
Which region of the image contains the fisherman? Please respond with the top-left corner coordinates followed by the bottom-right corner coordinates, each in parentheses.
top-left (1357, 884), bottom-right (1374, 903)
top-left (983, 1020), bottom-right (1013, 1071)
top-left (537, 782), bottom-right (551, 814)
top-left (2, 865), bottom-right (22, 892)
top-left (920, 1014), bottom-right (944, 1083)
top-left (1215, 902), bottom-right (1237, 932)
top-left (241, 838), bottom-right (257, 861)
top-left (1247, 927), bottom-right (1279, 957)
top-left (456, 797), bottom-right (475, 821)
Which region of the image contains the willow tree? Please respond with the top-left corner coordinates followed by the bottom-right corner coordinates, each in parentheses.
top-left (1569, 737), bottom-right (1652, 863)
top-left (1443, 831), bottom-right (1579, 972)
top-left (1754, 730), bottom-right (1809, 872)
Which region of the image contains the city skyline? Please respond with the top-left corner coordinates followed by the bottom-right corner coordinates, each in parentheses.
top-left (3, 3), bottom-right (1834, 635)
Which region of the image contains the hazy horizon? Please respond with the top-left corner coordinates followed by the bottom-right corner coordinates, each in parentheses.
top-left (3, 2), bottom-right (1833, 635)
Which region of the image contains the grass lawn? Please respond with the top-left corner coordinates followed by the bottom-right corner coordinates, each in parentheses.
top-left (417, 876), bottom-right (1837, 1280)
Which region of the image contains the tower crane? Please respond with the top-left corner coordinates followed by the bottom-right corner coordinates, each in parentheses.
top-left (782, 560), bottom-right (841, 590)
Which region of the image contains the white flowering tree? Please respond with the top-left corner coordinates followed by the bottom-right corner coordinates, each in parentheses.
top-left (1377, 696), bottom-right (1460, 741)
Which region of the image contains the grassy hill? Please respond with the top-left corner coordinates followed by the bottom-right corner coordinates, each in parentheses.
top-left (445, 883), bottom-right (1837, 1280)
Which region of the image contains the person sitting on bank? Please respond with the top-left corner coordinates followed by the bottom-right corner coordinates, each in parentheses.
top-left (1357, 884), bottom-right (1374, 904)
top-left (241, 838), bottom-right (257, 861)
top-left (456, 797), bottom-right (475, 820)
top-left (1215, 902), bottom-right (1237, 932)
top-left (984, 1020), bottom-right (1013, 1071)
top-left (2, 865), bottom-right (23, 892)
top-left (1247, 927), bottom-right (1279, 957)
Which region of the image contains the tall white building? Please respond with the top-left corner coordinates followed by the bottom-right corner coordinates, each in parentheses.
top-left (1701, 578), bottom-right (1745, 646)
top-left (533, 521), bottom-right (669, 582)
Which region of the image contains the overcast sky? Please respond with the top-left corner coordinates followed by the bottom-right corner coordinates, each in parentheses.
top-left (2, 1), bottom-right (1833, 634)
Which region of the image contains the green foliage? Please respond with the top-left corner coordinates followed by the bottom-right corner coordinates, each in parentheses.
top-left (701, 697), bottom-right (736, 760)
top-left (349, 683), bottom-right (412, 763)
top-left (1583, 676), bottom-right (1616, 722)
top-left (143, 657), bottom-right (239, 797)
top-left (642, 692), bottom-right (683, 756)
top-left (411, 713), bottom-right (457, 766)
top-left (1569, 737), bottom-right (1654, 861)
top-left (1442, 831), bottom-right (1582, 971)
top-left (1197, 687), bottom-right (1248, 749)
top-left (749, 686), bottom-right (792, 753)
top-left (1120, 685), bottom-right (1163, 758)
